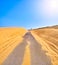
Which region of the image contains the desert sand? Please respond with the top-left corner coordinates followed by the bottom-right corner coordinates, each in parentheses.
top-left (0, 27), bottom-right (27, 65)
top-left (32, 25), bottom-right (58, 65)
top-left (0, 25), bottom-right (58, 65)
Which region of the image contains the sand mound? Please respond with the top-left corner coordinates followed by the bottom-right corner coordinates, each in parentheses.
top-left (0, 25), bottom-right (58, 65)
top-left (0, 27), bottom-right (27, 65)
top-left (32, 25), bottom-right (58, 65)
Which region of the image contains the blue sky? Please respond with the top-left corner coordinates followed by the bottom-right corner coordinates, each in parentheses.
top-left (0, 0), bottom-right (58, 29)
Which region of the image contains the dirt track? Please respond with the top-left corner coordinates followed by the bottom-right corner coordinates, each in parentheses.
top-left (3, 32), bottom-right (52, 65)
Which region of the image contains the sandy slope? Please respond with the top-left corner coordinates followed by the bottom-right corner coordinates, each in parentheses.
top-left (2, 32), bottom-right (52, 65)
top-left (0, 28), bottom-right (27, 65)
top-left (0, 25), bottom-right (58, 65)
top-left (32, 26), bottom-right (58, 65)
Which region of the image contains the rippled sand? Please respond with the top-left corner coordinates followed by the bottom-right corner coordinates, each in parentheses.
top-left (0, 25), bottom-right (58, 65)
top-left (32, 26), bottom-right (58, 65)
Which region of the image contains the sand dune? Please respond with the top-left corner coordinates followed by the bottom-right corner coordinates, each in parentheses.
top-left (0, 25), bottom-right (58, 65)
top-left (2, 32), bottom-right (52, 65)
top-left (32, 25), bottom-right (58, 65)
top-left (0, 28), bottom-right (27, 65)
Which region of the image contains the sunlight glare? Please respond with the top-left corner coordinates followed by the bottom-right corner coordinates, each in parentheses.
top-left (40, 0), bottom-right (58, 17)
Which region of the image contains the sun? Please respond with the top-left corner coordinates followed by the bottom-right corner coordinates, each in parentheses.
top-left (40, 0), bottom-right (58, 16)
top-left (50, 0), bottom-right (57, 9)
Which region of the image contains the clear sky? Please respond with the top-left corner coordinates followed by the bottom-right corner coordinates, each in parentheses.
top-left (0, 0), bottom-right (58, 29)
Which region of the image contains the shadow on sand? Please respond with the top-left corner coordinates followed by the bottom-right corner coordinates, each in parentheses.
top-left (3, 32), bottom-right (52, 65)
top-left (2, 39), bottom-right (28, 65)
top-left (24, 32), bottom-right (52, 65)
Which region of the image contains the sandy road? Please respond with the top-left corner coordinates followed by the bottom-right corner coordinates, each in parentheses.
top-left (3, 32), bottom-right (52, 65)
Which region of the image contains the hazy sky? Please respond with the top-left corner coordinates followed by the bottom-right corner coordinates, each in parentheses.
top-left (0, 0), bottom-right (58, 29)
